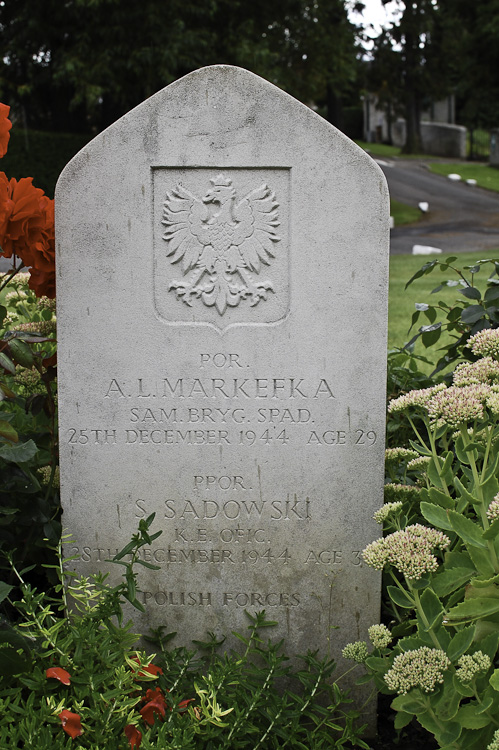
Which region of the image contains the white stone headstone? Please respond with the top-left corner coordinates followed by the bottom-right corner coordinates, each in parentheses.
top-left (56, 66), bottom-right (389, 698)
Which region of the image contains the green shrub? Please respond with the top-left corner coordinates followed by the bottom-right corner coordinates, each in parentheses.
top-left (0, 127), bottom-right (90, 197)
top-left (0, 515), bottom-right (369, 749)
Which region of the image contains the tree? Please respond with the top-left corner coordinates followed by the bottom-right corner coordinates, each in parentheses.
top-left (370, 0), bottom-right (455, 152)
top-left (442, 0), bottom-right (499, 130)
top-left (0, 0), bottom-right (361, 133)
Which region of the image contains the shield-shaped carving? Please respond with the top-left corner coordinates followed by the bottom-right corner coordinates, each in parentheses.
top-left (153, 167), bottom-right (290, 330)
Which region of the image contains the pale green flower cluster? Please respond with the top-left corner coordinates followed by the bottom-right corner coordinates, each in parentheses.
top-left (384, 484), bottom-right (421, 504)
top-left (488, 729), bottom-right (499, 750)
top-left (362, 524), bottom-right (450, 580)
top-left (487, 495), bottom-right (499, 521)
top-left (385, 447), bottom-right (419, 462)
top-left (14, 320), bottom-right (56, 335)
top-left (453, 357), bottom-right (499, 386)
top-left (469, 328), bottom-right (499, 359)
top-left (14, 366), bottom-right (42, 391)
top-left (456, 651), bottom-right (491, 682)
top-left (373, 502), bottom-right (403, 524)
top-left (342, 641), bottom-right (368, 663)
top-left (368, 624), bottom-right (392, 649)
top-left (426, 384), bottom-right (492, 428)
top-left (38, 465), bottom-right (60, 489)
top-left (1, 271), bottom-right (30, 289)
top-left (407, 456), bottom-right (430, 473)
top-left (487, 391), bottom-right (499, 418)
top-left (385, 647), bottom-right (450, 694)
top-left (38, 296), bottom-right (57, 311)
top-left (5, 289), bottom-right (28, 302)
top-left (388, 384), bottom-right (446, 414)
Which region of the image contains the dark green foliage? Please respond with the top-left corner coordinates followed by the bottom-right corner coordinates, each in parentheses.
top-left (404, 256), bottom-right (499, 375)
top-left (0, 127), bottom-right (90, 197)
top-left (0, 275), bottom-right (59, 600)
top-left (0, 0), bottom-right (362, 135)
top-left (0, 517), bottom-right (370, 749)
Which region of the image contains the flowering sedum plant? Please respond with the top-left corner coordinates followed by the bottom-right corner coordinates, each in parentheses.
top-left (343, 327), bottom-right (499, 749)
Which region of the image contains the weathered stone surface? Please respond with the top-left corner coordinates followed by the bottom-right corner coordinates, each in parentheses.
top-left (56, 66), bottom-right (389, 700)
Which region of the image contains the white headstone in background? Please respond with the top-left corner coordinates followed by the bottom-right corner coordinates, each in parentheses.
top-left (56, 65), bottom-right (389, 704)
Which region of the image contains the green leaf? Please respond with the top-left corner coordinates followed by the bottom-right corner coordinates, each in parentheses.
top-left (0, 439), bottom-right (37, 463)
top-left (420, 502), bottom-right (452, 531)
top-left (428, 487), bottom-right (454, 509)
top-left (391, 693), bottom-right (425, 714)
top-left (484, 286), bottom-right (499, 304)
top-left (467, 546), bottom-right (496, 578)
top-left (461, 305), bottom-right (486, 324)
top-left (0, 352), bottom-right (15, 374)
top-left (405, 261), bottom-right (438, 289)
top-left (364, 656), bottom-right (388, 672)
top-left (470, 572), bottom-right (499, 588)
top-left (135, 559), bottom-right (160, 570)
top-left (422, 324), bottom-right (442, 347)
top-left (409, 439), bottom-right (432, 457)
top-left (453, 673), bottom-right (475, 697)
top-left (448, 510), bottom-right (486, 548)
top-left (419, 588), bottom-right (443, 631)
top-left (460, 286), bottom-right (481, 300)
top-left (387, 585), bottom-right (414, 609)
top-left (454, 476), bottom-right (479, 506)
top-left (0, 419), bottom-right (18, 443)
top-left (446, 597), bottom-right (499, 623)
top-left (435, 671), bottom-right (461, 721)
top-left (483, 518), bottom-right (499, 540)
top-left (0, 581), bottom-right (13, 604)
top-left (447, 625), bottom-right (476, 662)
top-left (457, 702), bottom-right (490, 729)
top-left (424, 307), bottom-right (437, 323)
top-left (393, 711), bottom-right (413, 729)
top-left (490, 668), bottom-right (499, 691)
top-left (432, 567), bottom-right (474, 598)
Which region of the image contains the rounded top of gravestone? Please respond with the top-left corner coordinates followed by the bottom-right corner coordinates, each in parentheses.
top-left (56, 65), bottom-right (386, 199)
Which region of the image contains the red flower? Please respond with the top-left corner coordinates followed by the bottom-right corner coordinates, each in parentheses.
top-left (0, 175), bottom-right (55, 297)
top-left (0, 103), bottom-right (12, 158)
top-left (142, 687), bottom-right (165, 704)
top-left (46, 667), bottom-right (71, 685)
top-left (139, 688), bottom-right (167, 725)
top-left (124, 724), bottom-right (142, 749)
top-left (59, 710), bottom-right (83, 739)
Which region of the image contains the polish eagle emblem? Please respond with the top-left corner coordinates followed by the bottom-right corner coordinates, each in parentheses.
top-left (161, 174), bottom-right (280, 315)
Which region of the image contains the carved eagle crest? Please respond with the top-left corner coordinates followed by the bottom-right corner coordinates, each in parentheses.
top-left (161, 174), bottom-right (280, 315)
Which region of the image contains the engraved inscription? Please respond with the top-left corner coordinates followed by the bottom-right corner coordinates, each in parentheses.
top-left (162, 174), bottom-right (280, 314)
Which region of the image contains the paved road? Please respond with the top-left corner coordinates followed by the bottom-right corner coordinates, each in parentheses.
top-left (376, 157), bottom-right (499, 255)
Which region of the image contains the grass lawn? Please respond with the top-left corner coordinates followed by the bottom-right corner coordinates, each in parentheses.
top-left (390, 199), bottom-right (420, 226)
top-left (355, 140), bottom-right (401, 158)
top-left (388, 250), bottom-right (499, 369)
top-left (428, 162), bottom-right (499, 192)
